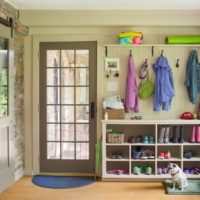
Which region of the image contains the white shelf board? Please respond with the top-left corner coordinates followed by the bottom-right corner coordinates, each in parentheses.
top-left (157, 158), bottom-right (181, 162)
top-left (183, 158), bottom-right (200, 161)
top-left (104, 44), bottom-right (200, 47)
top-left (102, 119), bottom-right (200, 125)
top-left (183, 142), bottom-right (200, 146)
top-left (157, 143), bottom-right (182, 146)
top-left (131, 159), bottom-right (155, 162)
top-left (106, 158), bottom-right (129, 162)
top-left (106, 142), bottom-right (130, 146)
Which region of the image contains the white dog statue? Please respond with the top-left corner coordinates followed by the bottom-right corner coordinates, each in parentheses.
top-left (167, 163), bottom-right (188, 191)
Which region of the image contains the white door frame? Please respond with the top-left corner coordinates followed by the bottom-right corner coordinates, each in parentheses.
top-left (0, 24), bottom-right (14, 192)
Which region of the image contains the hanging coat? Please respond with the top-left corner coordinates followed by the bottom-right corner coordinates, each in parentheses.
top-left (125, 55), bottom-right (139, 112)
top-left (153, 55), bottom-right (175, 111)
top-left (184, 50), bottom-right (200, 104)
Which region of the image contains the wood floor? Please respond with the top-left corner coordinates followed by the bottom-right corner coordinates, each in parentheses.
top-left (0, 176), bottom-right (199, 200)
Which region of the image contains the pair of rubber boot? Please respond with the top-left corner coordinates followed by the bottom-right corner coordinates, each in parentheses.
top-left (170, 126), bottom-right (184, 143)
top-left (189, 126), bottom-right (200, 143)
top-left (158, 126), bottom-right (170, 143)
top-left (158, 126), bottom-right (184, 143)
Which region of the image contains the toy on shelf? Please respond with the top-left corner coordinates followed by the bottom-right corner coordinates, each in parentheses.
top-left (118, 32), bottom-right (143, 45)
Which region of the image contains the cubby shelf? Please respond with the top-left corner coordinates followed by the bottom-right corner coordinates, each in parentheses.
top-left (102, 119), bottom-right (200, 180)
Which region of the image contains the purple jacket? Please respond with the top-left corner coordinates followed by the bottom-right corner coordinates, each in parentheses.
top-left (125, 56), bottom-right (139, 112)
top-left (153, 56), bottom-right (175, 111)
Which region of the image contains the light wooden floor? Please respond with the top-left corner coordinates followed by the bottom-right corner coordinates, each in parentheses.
top-left (0, 176), bottom-right (199, 200)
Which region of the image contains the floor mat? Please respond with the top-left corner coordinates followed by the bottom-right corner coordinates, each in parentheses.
top-left (164, 179), bottom-right (200, 195)
top-left (32, 175), bottom-right (95, 189)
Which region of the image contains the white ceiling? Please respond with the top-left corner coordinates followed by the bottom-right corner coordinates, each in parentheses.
top-left (5, 0), bottom-right (200, 10)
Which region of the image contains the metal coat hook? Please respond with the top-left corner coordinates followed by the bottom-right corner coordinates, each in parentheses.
top-left (105, 46), bottom-right (108, 57)
top-left (161, 50), bottom-right (164, 56)
top-left (176, 59), bottom-right (180, 68)
top-left (129, 50), bottom-right (132, 57)
top-left (151, 46), bottom-right (154, 57)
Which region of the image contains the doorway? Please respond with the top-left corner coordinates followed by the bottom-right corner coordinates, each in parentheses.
top-left (39, 41), bottom-right (97, 173)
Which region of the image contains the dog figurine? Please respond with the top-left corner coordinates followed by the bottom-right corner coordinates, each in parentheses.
top-left (167, 163), bottom-right (188, 191)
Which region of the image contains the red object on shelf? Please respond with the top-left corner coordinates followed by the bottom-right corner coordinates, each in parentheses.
top-left (180, 112), bottom-right (194, 120)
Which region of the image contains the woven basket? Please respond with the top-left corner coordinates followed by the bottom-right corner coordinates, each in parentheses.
top-left (107, 133), bottom-right (124, 143)
top-left (103, 109), bottom-right (125, 119)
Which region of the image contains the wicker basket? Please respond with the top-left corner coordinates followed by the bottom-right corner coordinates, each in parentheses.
top-left (103, 109), bottom-right (125, 119)
top-left (107, 133), bottom-right (124, 143)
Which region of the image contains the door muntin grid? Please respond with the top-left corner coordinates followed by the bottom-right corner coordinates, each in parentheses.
top-left (46, 49), bottom-right (89, 160)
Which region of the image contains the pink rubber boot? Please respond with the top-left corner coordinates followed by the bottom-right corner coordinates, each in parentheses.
top-left (190, 126), bottom-right (196, 143)
top-left (196, 126), bottom-right (200, 143)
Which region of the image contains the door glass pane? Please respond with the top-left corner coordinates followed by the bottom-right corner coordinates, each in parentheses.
top-left (76, 143), bottom-right (89, 160)
top-left (47, 87), bottom-right (60, 104)
top-left (62, 143), bottom-right (74, 159)
top-left (76, 68), bottom-right (89, 85)
top-left (47, 105), bottom-right (60, 122)
top-left (76, 105), bottom-right (89, 122)
top-left (76, 124), bottom-right (89, 141)
top-left (61, 106), bottom-right (74, 122)
top-left (76, 50), bottom-right (89, 67)
top-left (61, 124), bottom-right (74, 141)
top-left (47, 50), bottom-right (60, 67)
top-left (47, 142), bottom-right (60, 159)
top-left (61, 50), bottom-right (74, 67)
top-left (76, 87), bottom-right (89, 104)
top-left (47, 69), bottom-right (60, 86)
top-left (61, 87), bottom-right (74, 104)
top-left (0, 37), bottom-right (8, 117)
top-left (61, 69), bottom-right (74, 86)
top-left (47, 124), bottom-right (60, 141)
top-left (0, 127), bottom-right (8, 169)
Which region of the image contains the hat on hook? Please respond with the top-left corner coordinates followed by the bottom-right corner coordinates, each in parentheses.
top-left (139, 60), bottom-right (148, 79)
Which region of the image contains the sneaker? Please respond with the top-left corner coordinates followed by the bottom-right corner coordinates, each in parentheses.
top-left (158, 152), bottom-right (165, 159)
top-left (163, 126), bottom-right (170, 143)
top-left (132, 146), bottom-right (142, 159)
top-left (145, 166), bottom-right (152, 175)
top-left (157, 167), bottom-right (162, 175)
top-left (162, 168), bottom-right (168, 174)
top-left (143, 136), bottom-right (149, 144)
top-left (133, 166), bottom-right (142, 175)
top-left (135, 135), bottom-right (143, 143)
top-left (148, 136), bottom-right (154, 144)
top-left (164, 151), bottom-right (171, 159)
top-left (140, 151), bottom-right (148, 159)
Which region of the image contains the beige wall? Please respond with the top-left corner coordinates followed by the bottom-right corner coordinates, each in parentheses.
top-left (22, 10), bottom-right (200, 174)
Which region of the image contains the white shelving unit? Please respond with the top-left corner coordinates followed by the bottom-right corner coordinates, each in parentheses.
top-left (102, 119), bottom-right (200, 180)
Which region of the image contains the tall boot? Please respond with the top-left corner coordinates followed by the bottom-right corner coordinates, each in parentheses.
top-left (163, 126), bottom-right (170, 143)
top-left (179, 126), bottom-right (184, 143)
top-left (158, 127), bottom-right (165, 143)
top-left (196, 126), bottom-right (200, 143)
top-left (189, 126), bottom-right (196, 143)
top-left (170, 126), bottom-right (178, 143)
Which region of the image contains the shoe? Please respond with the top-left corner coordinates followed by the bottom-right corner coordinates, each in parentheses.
top-left (183, 168), bottom-right (190, 174)
top-left (163, 126), bottom-right (170, 143)
top-left (128, 136), bottom-right (135, 143)
top-left (143, 136), bottom-right (149, 144)
top-left (179, 126), bottom-right (184, 143)
top-left (132, 146), bottom-right (142, 159)
top-left (196, 126), bottom-right (200, 143)
top-left (164, 151), bottom-right (171, 159)
top-left (144, 166), bottom-right (152, 175)
top-left (133, 166), bottom-right (142, 175)
top-left (183, 150), bottom-right (192, 159)
top-left (189, 126), bottom-right (196, 143)
top-left (148, 136), bottom-right (154, 144)
top-left (170, 126), bottom-right (178, 143)
top-left (140, 151), bottom-right (148, 159)
top-left (158, 152), bottom-right (165, 159)
top-left (135, 135), bottom-right (143, 143)
top-left (158, 127), bottom-right (165, 143)
top-left (162, 168), bottom-right (168, 174)
top-left (157, 167), bottom-right (162, 175)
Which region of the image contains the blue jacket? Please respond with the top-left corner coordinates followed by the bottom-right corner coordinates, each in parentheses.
top-left (184, 50), bottom-right (200, 104)
top-left (153, 56), bottom-right (175, 111)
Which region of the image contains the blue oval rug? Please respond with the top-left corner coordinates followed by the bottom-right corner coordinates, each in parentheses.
top-left (32, 175), bottom-right (95, 189)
